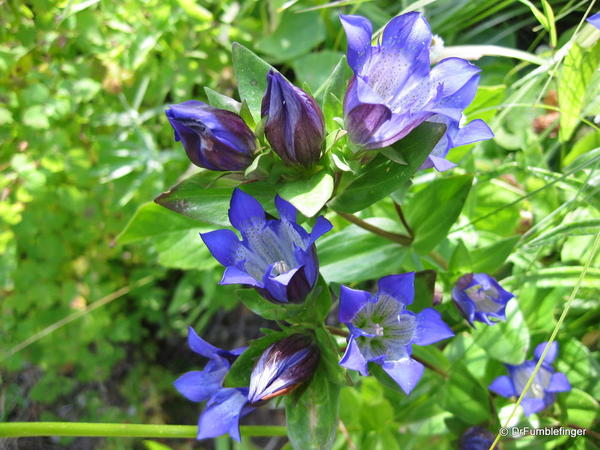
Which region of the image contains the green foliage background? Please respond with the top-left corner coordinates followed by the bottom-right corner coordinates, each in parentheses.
top-left (1, 0), bottom-right (598, 449)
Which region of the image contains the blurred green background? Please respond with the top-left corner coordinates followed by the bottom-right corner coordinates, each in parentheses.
top-left (1, 0), bottom-right (598, 449)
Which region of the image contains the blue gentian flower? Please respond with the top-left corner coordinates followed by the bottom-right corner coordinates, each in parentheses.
top-left (489, 341), bottom-right (571, 416)
top-left (201, 188), bottom-right (332, 303)
top-left (262, 71), bottom-right (325, 167)
top-left (452, 273), bottom-right (514, 326)
top-left (173, 327), bottom-right (253, 441)
top-left (339, 273), bottom-right (454, 394)
top-left (459, 426), bottom-right (495, 450)
top-left (587, 12), bottom-right (600, 29)
top-left (340, 13), bottom-right (493, 170)
top-left (166, 100), bottom-right (256, 171)
top-left (248, 334), bottom-right (320, 406)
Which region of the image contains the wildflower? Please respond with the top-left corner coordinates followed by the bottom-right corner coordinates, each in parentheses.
top-left (248, 334), bottom-right (320, 406)
top-left (201, 188), bottom-right (332, 303)
top-left (340, 13), bottom-right (493, 170)
top-left (339, 273), bottom-right (454, 394)
top-left (261, 71), bottom-right (325, 167)
top-left (459, 426), bottom-right (495, 450)
top-left (166, 100), bottom-right (255, 171)
top-left (452, 273), bottom-right (514, 325)
top-left (489, 342), bottom-right (571, 416)
top-left (197, 387), bottom-right (253, 441)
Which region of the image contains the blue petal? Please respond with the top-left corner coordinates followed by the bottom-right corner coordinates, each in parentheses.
top-left (377, 273), bottom-right (415, 305)
top-left (339, 337), bottom-right (369, 376)
top-left (413, 308), bottom-right (454, 345)
top-left (339, 14), bottom-right (373, 73)
top-left (587, 12), bottom-right (600, 29)
top-left (274, 195), bottom-right (297, 222)
top-left (534, 341), bottom-right (558, 365)
top-left (339, 285), bottom-right (371, 323)
top-left (228, 188), bottom-right (266, 231)
top-left (547, 372), bottom-right (570, 393)
top-left (188, 326), bottom-right (220, 358)
top-left (428, 58), bottom-right (481, 120)
top-left (452, 290), bottom-right (476, 324)
top-left (220, 266), bottom-right (261, 287)
top-left (197, 388), bottom-right (250, 441)
top-left (489, 375), bottom-right (516, 398)
top-left (453, 119), bottom-right (494, 147)
top-left (309, 216), bottom-right (333, 245)
top-left (520, 397), bottom-right (548, 417)
top-left (263, 266), bottom-right (303, 303)
top-left (200, 229), bottom-right (240, 267)
top-left (173, 367), bottom-right (227, 402)
top-left (381, 357), bottom-right (424, 394)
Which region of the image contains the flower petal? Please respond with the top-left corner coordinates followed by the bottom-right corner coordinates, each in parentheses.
top-left (534, 341), bottom-right (558, 365)
top-left (200, 229), bottom-right (240, 266)
top-left (188, 326), bottom-right (220, 358)
top-left (520, 397), bottom-right (548, 417)
top-left (413, 308), bottom-right (454, 345)
top-left (339, 285), bottom-right (371, 323)
top-left (339, 337), bottom-right (369, 376)
top-left (173, 368), bottom-right (227, 402)
top-left (309, 216), bottom-right (333, 245)
top-left (339, 14), bottom-right (373, 73)
top-left (228, 188), bottom-right (266, 231)
top-left (381, 357), bottom-right (424, 394)
top-left (546, 372), bottom-right (571, 393)
top-left (377, 272), bottom-right (415, 305)
top-left (489, 375), bottom-right (517, 398)
top-left (274, 195), bottom-right (297, 222)
top-left (197, 388), bottom-right (250, 441)
top-left (220, 266), bottom-right (261, 286)
top-left (453, 119), bottom-right (494, 147)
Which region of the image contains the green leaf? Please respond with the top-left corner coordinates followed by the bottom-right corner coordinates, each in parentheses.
top-left (301, 276), bottom-right (333, 323)
top-left (329, 123), bottom-right (446, 213)
top-left (285, 363), bottom-right (340, 450)
top-left (555, 340), bottom-right (600, 399)
top-left (527, 219), bottom-right (600, 247)
top-left (256, 11), bottom-right (325, 62)
top-left (223, 331), bottom-right (288, 388)
top-left (442, 363), bottom-right (491, 424)
top-left (317, 221), bottom-right (408, 284)
top-left (559, 388), bottom-right (598, 428)
top-left (470, 236), bottom-right (519, 273)
top-left (502, 267), bottom-right (600, 289)
top-left (449, 240), bottom-right (473, 274)
top-left (314, 327), bottom-right (344, 384)
top-left (204, 87), bottom-right (241, 113)
top-left (558, 41), bottom-right (600, 142)
top-left (313, 56), bottom-right (349, 131)
top-left (291, 51), bottom-right (344, 94)
top-left (472, 301), bottom-right (530, 365)
top-left (406, 174), bottom-right (473, 253)
top-left (232, 42), bottom-right (275, 122)
top-left (237, 289), bottom-right (289, 321)
top-left (278, 171), bottom-right (334, 217)
top-left (412, 270), bottom-right (437, 312)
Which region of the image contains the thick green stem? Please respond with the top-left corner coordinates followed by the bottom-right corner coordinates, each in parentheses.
top-left (0, 422), bottom-right (287, 439)
top-left (336, 211), bottom-right (412, 246)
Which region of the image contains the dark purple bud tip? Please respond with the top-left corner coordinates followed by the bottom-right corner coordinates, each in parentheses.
top-left (247, 334), bottom-right (320, 406)
top-left (261, 71), bottom-right (325, 167)
top-left (165, 100), bottom-right (256, 171)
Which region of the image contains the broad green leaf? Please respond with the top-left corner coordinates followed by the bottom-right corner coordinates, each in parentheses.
top-left (174, 0), bottom-right (212, 21)
top-left (313, 56), bottom-right (350, 131)
top-left (232, 42), bottom-right (275, 122)
top-left (444, 333), bottom-right (488, 379)
top-left (527, 219), bottom-right (600, 247)
top-left (502, 267), bottom-right (600, 289)
top-left (237, 289), bottom-right (289, 321)
top-left (278, 171), bottom-right (334, 217)
top-left (555, 340), bottom-right (600, 399)
top-left (442, 362), bottom-right (491, 424)
top-left (412, 270), bottom-right (437, 312)
top-left (559, 389), bottom-right (598, 428)
top-left (517, 286), bottom-right (562, 333)
top-left (285, 363), bottom-right (340, 450)
top-left (449, 240), bottom-right (472, 274)
top-left (329, 123), bottom-right (446, 213)
top-left (314, 327), bottom-right (344, 384)
top-left (256, 11), bottom-right (325, 62)
top-left (406, 175), bottom-right (474, 253)
top-left (317, 221), bottom-right (407, 284)
top-left (204, 87), bottom-right (241, 113)
top-left (470, 236), bottom-right (519, 273)
top-left (291, 51), bottom-right (344, 94)
top-left (558, 41), bottom-right (600, 141)
top-left (472, 301), bottom-right (529, 365)
top-left (223, 331), bottom-right (288, 388)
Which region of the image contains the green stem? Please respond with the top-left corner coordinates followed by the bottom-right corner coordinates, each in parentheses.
top-left (336, 211), bottom-right (412, 246)
top-left (0, 422), bottom-right (287, 439)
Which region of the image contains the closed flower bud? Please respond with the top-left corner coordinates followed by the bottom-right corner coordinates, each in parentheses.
top-left (166, 100), bottom-right (256, 171)
top-left (261, 71), bottom-right (325, 167)
top-left (248, 334), bottom-right (319, 406)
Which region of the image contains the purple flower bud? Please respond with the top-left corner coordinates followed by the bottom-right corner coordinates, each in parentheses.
top-left (166, 100), bottom-right (256, 171)
top-left (248, 334), bottom-right (320, 406)
top-left (261, 71), bottom-right (325, 167)
top-left (459, 426), bottom-right (495, 450)
top-left (452, 273), bottom-right (514, 325)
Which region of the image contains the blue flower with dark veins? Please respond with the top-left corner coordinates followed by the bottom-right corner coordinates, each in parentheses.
top-left (173, 327), bottom-right (253, 441)
top-left (339, 273), bottom-right (454, 394)
top-left (166, 100), bottom-right (256, 171)
top-left (340, 12), bottom-right (493, 170)
top-left (452, 273), bottom-right (514, 325)
top-left (248, 334), bottom-right (319, 406)
top-left (262, 70), bottom-right (325, 167)
top-left (489, 341), bottom-right (571, 416)
top-left (201, 188), bottom-right (332, 303)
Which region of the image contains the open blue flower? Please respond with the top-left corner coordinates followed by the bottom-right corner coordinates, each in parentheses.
top-left (201, 188), bottom-right (332, 303)
top-left (489, 342), bottom-right (571, 416)
top-left (452, 273), bottom-right (514, 325)
top-left (173, 327), bottom-right (253, 441)
top-left (339, 273), bottom-right (454, 394)
top-left (340, 13), bottom-right (493, 170)
top-left (248, 334), bottom-right (319, 406)
top-left (166, 100), bottom-right (256, 171)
